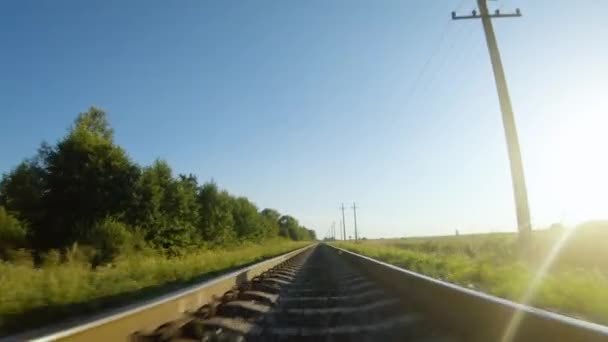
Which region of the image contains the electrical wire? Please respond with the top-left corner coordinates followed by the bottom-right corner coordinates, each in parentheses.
top-left (400, 18), bottom-right (454, 108)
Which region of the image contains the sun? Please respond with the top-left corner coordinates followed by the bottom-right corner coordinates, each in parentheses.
top-left (535, 94), bottom-right (608, 225)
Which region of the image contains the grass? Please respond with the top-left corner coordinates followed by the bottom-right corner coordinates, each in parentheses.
top-left (334, 222), bottom-right (608, 325)
top-left (0, 238), bottom-right (310, 336)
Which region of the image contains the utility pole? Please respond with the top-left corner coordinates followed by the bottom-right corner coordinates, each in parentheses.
top-left (340, 203), bottom-right (347, 241)
top-left (452, 0), bottom-right (531, 246)
top-left (331, 221), bottom-right (336, 240)
top-left (351, 202), bottom-right (359, 242)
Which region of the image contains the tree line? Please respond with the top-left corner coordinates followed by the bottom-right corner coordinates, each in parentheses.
top-left (0, 107), bottom-right (315, 261)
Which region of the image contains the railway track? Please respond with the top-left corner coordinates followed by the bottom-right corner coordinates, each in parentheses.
top-left (5, 244), bottom-right (608, 342)
top-left (139, 245), bottom-right (455, 341)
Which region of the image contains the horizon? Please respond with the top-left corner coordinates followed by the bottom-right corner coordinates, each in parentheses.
top-left (2, 0), bottom-right (607, 239)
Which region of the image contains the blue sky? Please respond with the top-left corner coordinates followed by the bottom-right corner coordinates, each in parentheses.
top-left (1, 0), bottom-right (607, 238)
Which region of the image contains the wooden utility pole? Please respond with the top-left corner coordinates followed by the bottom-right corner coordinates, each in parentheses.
top-left (452, 0), bottom-right (531, 245)
top-left (352, 202), bottom-right (359, 242)
top-left (331, 221), bottom-right (336, 240)
top-left (340, 203), bottom-right (347, 241)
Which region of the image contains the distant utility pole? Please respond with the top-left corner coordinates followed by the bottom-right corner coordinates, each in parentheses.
top-left (452, 0), bottom-right (532, 246)
top-left (351, 202), bottom-right (359, 242)
top-left (331, 221), bottom-right (336, 240)
top-left (340, 203), bottom-right (347, 241)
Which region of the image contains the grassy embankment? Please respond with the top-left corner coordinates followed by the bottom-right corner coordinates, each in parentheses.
top-left (0, 239), bottom-right (309, 336)
top-left (334, 223), bottom-right (608, 325)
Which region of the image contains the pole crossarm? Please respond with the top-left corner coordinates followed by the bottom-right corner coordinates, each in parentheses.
top-left (452, 9), bottom-right (521, 20)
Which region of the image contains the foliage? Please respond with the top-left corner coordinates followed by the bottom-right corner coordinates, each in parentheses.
top-left (307, 228), bottom-right (317, 240)
top-left (0, 107), bottom-right (315, 254)
top-left (277, 215), bottom-right (314, 240)
top-left (197, 182), bottom-right (236, 245)
top-left (0, 106), bottom-right (317, 335)
top-left (0, 157), bottom-right (46, 229)
top-left (88, 217), bottom-right (138, 264)
top-left (335, 226), bottom-right (608, 325)
top-left (232, 197), bottom-right (264, 240)
top-left (132, 161), bottom-right (199, 250)
top-left (260, 208), bottom-right (281, 237)
top-left (0, 206), bottom-right (28, 254)
top-left (34, 108), bottom-right (139, 248)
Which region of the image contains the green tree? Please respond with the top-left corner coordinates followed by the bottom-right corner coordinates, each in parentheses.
top-left (261, 208), bottom-right (280, 222)
top-left (169, 174), bottom-right (200, 227)
top-left (260, 208), bottom-right (281, 238)
top-left (307, 228), bottom-right (317, 240)
top-left (39, 107), bottom-right (140, 248)
top-left (278, 215), bottom-right (299, 239)
top-left (231, 197), bottom-right (264, 241)
top-left (197, 182), bottom-right (235, 244)
top-left (0, 154), bottom-right (47, 229)
top-left (0, 106), bottom-right (314, 252)
top-left (72, 106), bottom-right (114, 140)
top-left (133, 161), bottom-right (197, 250)
top-left (133, 160), bottom-right (173, 229)
top-left (291, 226), bottom-right (310, 240)
top-left (155, 174), bottom-right (199, 251)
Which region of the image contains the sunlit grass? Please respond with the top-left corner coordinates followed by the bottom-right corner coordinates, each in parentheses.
top-left (0, 239), bottom-right (309, 336)
top-left (334, 223), bottom-right (608, 326)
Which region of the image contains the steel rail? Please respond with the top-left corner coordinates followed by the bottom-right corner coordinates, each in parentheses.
top-left (328, 244), bottom-right (608, 342)
top-left (2, 244), bottom-right (315, 342)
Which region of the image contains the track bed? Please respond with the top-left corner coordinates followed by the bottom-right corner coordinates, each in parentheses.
top-left (144, 245), bottom-right (456, 341)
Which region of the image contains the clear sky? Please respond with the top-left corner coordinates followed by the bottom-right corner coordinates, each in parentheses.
top-left (1, 0), bottom-right (607, 239)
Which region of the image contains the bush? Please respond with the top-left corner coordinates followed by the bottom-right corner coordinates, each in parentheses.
top-left (40, 249), bottom-right (62, 267)
top-left (5, 248), bottom-right (34, 267)
top-left (0, 206), bottom-right (27, 256)
top-left (65, 242), bottom-right (96, 266)
top-left (88, 218), bottom-right (134, 264)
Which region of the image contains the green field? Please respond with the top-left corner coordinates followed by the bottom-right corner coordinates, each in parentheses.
top-left (334, 222), bottom-right (608, 325)
top-left (0, 239), bottom-right (308, 336)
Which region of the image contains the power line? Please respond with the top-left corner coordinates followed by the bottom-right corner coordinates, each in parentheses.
top-left (416, 22), bottom-right (473, 100)
top-left (402, 1), bottom-right (475, 109)
top-left (421, 21), bottom-right (480, 108)
top-left (402, 19), bottom-right (453, 107)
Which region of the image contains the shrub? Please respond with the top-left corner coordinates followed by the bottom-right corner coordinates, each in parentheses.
top-left (88, 217), bottom-right (134, 264)
top-left (40, 249), bottom-right (62, 267)
top-left (0, 207), bottom-right (28, 258)
top-left (65, 242), bottom-right (96, 266)
top-left (5, 248), bottom-right (34, 267)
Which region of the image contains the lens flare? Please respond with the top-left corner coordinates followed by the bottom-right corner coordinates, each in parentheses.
top-left (501, 227), bottom-right (578, 342)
